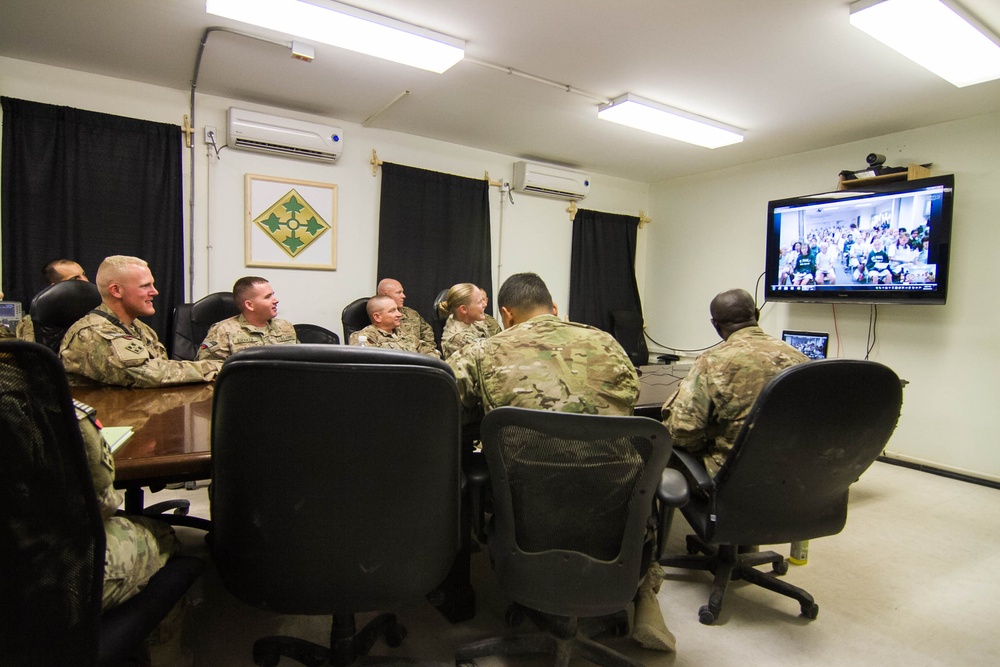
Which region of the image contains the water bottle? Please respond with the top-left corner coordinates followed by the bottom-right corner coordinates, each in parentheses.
top-left (789, 540), bottom-right (809, 565)
top-left (357, 335), bottom-right (368, 347)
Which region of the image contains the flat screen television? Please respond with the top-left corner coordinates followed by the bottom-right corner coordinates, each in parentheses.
top-left (764, 174), bottom-right (953, 305)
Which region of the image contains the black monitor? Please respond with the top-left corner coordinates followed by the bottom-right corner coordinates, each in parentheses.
top-left (764, 175), bottom-right (954, 305)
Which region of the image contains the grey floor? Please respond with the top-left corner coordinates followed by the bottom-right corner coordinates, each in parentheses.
top-left (153, 461), bottom-right (1000, 666)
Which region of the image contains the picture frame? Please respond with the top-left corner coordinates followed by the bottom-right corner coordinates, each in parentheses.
top-left (245, 173), bottom-right (337, 270)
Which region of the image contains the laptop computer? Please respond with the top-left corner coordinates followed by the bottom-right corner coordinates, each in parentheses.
top-left (781, 330), bottom-right (829, 360)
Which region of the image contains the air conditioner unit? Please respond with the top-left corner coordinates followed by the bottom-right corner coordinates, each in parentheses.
top-left (227, 107), bottom-right (343, 163)
top-left (512, 161), bottom-right (590, 200)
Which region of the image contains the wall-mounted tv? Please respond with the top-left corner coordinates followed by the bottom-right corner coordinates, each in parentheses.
top-left (764, 174), bottom-right (953, 305)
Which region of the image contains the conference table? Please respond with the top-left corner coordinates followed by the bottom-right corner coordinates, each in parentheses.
top-left (71, 363), bottom-right (685, 507)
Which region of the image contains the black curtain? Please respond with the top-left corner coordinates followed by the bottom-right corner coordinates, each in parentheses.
top-left (1, 97), bottom-right (184, 340)
top-left (377, 162), bottom-right (493, 323)
top-left (569, 208), bottom-right (643, 334)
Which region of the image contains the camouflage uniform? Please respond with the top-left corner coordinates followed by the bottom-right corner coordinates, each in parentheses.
top-left (349, 324), bottom-right (441, 357)
top-left (75, 400), bottom-right (180, 610)
top-left (481, 314), bottom-right (502, 337)
top-left (447, 314), bottom-right (639, 417)
top-left (60, 303), bottom-right (221, 387)
top-left (440, 314), bottom-right (499, 359)
top-left (15, 314), bottom-right (34, 341)
top-left (661, 326), bottom-right (809, 475)
top-left (397, 305), bottom-right (436, 352)
top-left (196, 313), bottom-right (297, 361)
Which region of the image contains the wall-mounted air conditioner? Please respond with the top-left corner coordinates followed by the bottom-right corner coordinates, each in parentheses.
top-left (512, 161), bottom-right (590, 200)
top-left (227, 107), bottom-right (343, 163)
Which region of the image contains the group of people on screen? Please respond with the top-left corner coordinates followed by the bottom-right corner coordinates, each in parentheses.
top-left (778, 221), bottom-right (933, 286)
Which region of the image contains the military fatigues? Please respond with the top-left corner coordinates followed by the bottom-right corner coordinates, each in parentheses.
top-left (14, 314), bottom-right (34, 341)
top-left (661, 326), bottom-right (809, 475)
top-left (60, 303), bottom-right (221, 387)
top-left (447, 313), bottom-right (639, 417)
top-left (75, 400), bottom-right (180, 610)
top-left (397, 305), bottom-right (437, 352)
top-left (440, 314), bottom-right (500, 360)
top-left (196, 314), bottom-right (297, 361)
top-left (349, 324), bottom-right (441, 357)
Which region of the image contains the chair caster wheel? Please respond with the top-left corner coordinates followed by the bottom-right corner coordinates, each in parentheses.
top-left (386, 620), bottom-right (407, 647)
top-left (773, 559), bottom-right (789, 575)
top-left (698, 605), bottom-right (717, 625)
top-left (801, 602), bottom-right (819, 619)
top-left (504, 605), bottom-right (525, 627)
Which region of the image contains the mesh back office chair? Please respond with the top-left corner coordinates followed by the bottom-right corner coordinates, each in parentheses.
top-left (210, 345), bottom-right (462, 666)
top-left (611, 310), bottom-right (648, 368)
top-left (0, 340), bottom-right (203, 666)
top-left (656, 359), bottom-right (903, 625)
top-left (29, 280), bottom-right (102, 353)
top-left (455, 407), bottom-right (676, 667)
top-left (171, 291), bottom-right (239, 360)
top-left (340, 297), bottom-right (372, 343)
top-left (293, 323), bottom-right (340, 344)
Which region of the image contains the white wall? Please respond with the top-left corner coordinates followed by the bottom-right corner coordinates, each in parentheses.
top-left (0, 56), bottom-right (649, 329)
top-left (645, 112), bottom-right (1000, 482)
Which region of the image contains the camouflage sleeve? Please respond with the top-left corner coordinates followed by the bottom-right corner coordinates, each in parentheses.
top-left (417, 337), bottom-right (442, 358)
top-left (62, 326), bottom-right (221, 388)
top-left (15, 316), bottom-right (34, 342)
top-left (75, 401), bottom-right (124, 520)
top-left (662, 361), bottom-right (713, 453)
top-left (196, 322), bottom-right (230, 361)
top-left (418, 315), bottom-right (437, 351)
top-left (446, 343), bottom-right (484, 414)
top-left (441, 326), bottom-right (479, 360)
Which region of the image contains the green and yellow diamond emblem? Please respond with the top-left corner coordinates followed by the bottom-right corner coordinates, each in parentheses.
top-left (253, 189), bottom-right (330, 258)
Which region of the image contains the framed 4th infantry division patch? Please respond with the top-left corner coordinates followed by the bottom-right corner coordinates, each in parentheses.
top-left (245, 174), bottom-right (337, 270)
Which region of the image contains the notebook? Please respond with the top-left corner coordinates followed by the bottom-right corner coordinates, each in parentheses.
top-left (781, 330), bottom-right (829, 360)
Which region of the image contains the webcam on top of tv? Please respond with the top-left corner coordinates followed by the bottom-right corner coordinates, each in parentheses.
top-left (839, 152), bottom-right (907, 181)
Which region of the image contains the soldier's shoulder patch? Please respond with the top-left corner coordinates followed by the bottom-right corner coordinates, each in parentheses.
top-left (110, 336), bottom-right (149, 364)
top-left (199, 340), bottom-right (219, 350)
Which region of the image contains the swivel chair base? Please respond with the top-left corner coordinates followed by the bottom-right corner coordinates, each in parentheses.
top-left (252, 612), bottom-right (452, 667)
top-left (659, 534), bottom-right (819, 625)
top-left (455, 607), bottom-right (638, 667)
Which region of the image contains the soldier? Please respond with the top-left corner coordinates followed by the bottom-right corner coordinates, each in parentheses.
top-left (349, 294), bottom-right (441, 357)
top-left (376, 277), bottom-right (436, 352)
top-left (16, 258), bottom-right (90, 342)
top-left (60, 255), bottom-right (221, 387)
top-left (661, 288), bottom-right (809, 476)
top-left (447, 273), bottom-right (675, 653)
top-left (196, 276), bottom-right (298, 361)
top-left (437, 282), bottom-right (500, 359)
top-left (447, 272), bottom-right (638, 416)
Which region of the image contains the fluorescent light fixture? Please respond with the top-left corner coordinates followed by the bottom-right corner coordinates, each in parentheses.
top-left (849, 0), bottom-right (1000, 87)
top-left (597, 94), bottom-right (743, 149)
top-left (206, 0), bottom-right (465, 73)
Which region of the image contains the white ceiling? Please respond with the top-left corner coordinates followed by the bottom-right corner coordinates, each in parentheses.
top-left (2, 0), bottom-right (999, 183)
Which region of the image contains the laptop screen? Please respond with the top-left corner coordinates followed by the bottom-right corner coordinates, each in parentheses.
top-left (781, 330), bottom-right (829, 360)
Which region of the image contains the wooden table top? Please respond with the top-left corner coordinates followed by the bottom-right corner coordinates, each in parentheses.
top-left (71, 383), bottom-right (215, 487)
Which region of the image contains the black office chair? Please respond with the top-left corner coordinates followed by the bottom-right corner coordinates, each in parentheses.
top-left (656, 359), bottom-right (903, 625)
top-left (455, 407), bottom-right (675, 667)
top-left (431, 288), bottom-right (448, 347)
top-left (210, 345), bottom-right (462, 666)
top-left (0, 340), bottom-right (204, 666)
top-left (341, 296), bottom-right (372, 344)
top-left (29, 279), bottom-right (102, 353)
top-left (611, 309), bottom-right (648, 368)
top-left (171, 291), bottom-right (239, 361)
top-left (293, 323), bottom-right (340, 344)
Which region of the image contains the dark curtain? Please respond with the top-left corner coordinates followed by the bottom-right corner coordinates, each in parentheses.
top-left (569, 208), bottom-right (643, 333)
top-left (377, 162), bottom-right (493, 323)
top-left (1, 97), bottom-right (184, 340)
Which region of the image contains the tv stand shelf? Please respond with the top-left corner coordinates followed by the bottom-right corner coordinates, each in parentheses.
top-left (838, 163), bottom-right (931, 190)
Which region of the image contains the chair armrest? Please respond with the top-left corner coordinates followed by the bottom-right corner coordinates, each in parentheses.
top-left (669, 449), bottom-right (715, 498)
top-left (657, 467), bottom-right (689, 508)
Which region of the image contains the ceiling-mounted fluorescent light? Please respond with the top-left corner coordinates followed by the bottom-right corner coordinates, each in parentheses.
top-left (206, 0), bottom-right (465, 73)
top-left (597, 94), bottom-right (743, 149)
top-left (849, 0), bottom-right (1000, 87)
